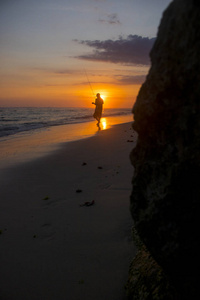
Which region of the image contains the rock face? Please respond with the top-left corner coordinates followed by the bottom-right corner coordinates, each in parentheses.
top-left (130, 0), bottom-right (200, 297)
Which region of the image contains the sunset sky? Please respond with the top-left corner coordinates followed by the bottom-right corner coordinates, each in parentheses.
top-left (0, 0), bottom-right (171, 108)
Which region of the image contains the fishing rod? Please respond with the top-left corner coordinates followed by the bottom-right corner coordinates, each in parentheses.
top-left (84, 69), bottom-right (95, 97)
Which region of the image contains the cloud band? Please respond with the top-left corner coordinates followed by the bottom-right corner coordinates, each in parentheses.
top-left (75, 35), bottom-right (156, 66)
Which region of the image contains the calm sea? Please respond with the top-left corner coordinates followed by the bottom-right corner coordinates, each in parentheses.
top-left (0, 107), bottom-right (131, 139)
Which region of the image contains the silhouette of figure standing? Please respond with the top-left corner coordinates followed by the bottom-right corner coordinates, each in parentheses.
top-left (92, 93), bottom-right (104, 125)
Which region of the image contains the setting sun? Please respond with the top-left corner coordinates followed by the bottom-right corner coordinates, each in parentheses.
top-left (95, 90), bottom-right (109, 103)
top-left (100, 95), bottom-right (106, 102)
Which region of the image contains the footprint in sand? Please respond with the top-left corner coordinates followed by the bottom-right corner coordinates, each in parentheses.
top-left (40, 223), bottom-right (55, 241)
top-left (42, 197), bottom-right (64, 208)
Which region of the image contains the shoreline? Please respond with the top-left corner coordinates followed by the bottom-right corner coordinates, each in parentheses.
top-left (0, 121), bottom-right (137, 300)
top-left (0, 114), bottom-right (132, 173)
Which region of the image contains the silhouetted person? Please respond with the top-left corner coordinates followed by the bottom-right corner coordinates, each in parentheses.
top-left (92, 93), bottom-right (104, 126)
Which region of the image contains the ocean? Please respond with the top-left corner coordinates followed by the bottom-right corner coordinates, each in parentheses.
top-left (0, 107), bottom-right (131, 139)
top-left (0, 107), bottom-right (133, 170)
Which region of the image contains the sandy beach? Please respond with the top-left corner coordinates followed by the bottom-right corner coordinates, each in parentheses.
top-left (0, 121), bottom-right (137, 300)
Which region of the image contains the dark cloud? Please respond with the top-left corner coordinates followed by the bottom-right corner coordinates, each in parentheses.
top-left (79, 74), bottom-right (146, 87)
top-left (116, 74), bottom-right (147, 85)
top-left (99, 13), bottom-right (121, 25)
top-left (75, 35), bottom-right (156, 66)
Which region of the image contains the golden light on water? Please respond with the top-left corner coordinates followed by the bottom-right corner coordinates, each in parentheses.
top-left (101, 118), bottom-right (107, 130)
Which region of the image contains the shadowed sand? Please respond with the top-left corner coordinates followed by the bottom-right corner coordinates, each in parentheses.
top-left (0, 122), bottom-right (137, 300)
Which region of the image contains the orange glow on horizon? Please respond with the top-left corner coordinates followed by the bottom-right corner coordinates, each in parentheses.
top-left (0, 71), bottom-right (142, 108)
top-left (75, 82), bottom-right (141, 109)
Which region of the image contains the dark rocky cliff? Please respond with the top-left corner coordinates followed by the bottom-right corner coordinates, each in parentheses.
top-left (129, 0), bottom-right (200, 298)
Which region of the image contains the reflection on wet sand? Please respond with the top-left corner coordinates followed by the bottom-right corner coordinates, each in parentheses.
top-left (101, 118), bottom-right (107, 130)
top-left (0, 114), bottom-right (132, 171)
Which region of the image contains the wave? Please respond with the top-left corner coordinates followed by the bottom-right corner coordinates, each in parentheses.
top-left (0, 107), bottom-right (132, 139)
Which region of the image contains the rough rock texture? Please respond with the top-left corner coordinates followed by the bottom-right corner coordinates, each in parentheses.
top-left (126, 228), bottom-right (177, 300)
top-left (130, 0), bottom-right (200, 298)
